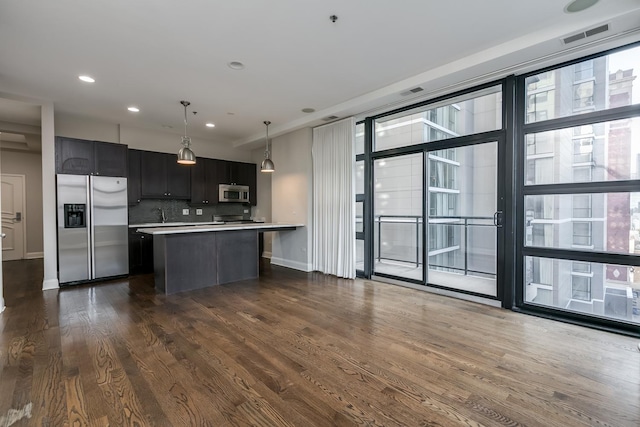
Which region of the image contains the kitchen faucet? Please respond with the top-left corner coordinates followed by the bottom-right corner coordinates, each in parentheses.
top-left (157, 208), bottom-right (167, 223)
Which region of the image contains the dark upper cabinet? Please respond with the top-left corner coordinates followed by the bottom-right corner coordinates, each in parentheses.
top-left (190, 159), bottom-right (257, 206)
top-left (140, 151), bottom-right (190, 199)
top-left (56, 137), bottom-right (127, 176)
top-left (55, 137), bottom-right (95, 175)
top-left (166, 159), bottom-right (191, 199)
top-left (190, 158), bottom-right (226, 205)
top-left (128, 149), bottom-right (142, 205)
top-left (94, 141), bottom-right (127, 177)
top-left (236, 162), bottom-right (257, 206)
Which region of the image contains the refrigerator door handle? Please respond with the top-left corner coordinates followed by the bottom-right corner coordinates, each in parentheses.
top-left (88, 176), bottom-right (95, 279)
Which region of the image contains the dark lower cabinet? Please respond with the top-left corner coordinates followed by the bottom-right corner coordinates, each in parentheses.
top-left (128, 229), bottom-right (154, 275)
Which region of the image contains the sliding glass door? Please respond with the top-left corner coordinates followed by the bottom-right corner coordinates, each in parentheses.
top-left (427, 142), bottom-right (498, 297)
top-left (373, 153), bottom-right (423, 282)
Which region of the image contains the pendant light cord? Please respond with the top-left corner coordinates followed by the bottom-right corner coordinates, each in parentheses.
top-left (264, 120), bottom-right (271, 157)
top-left (184, 104), bottom-right (188, 139)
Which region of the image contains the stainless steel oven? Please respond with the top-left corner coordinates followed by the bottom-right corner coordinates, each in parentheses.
top-left (219, 184), bottom-right (250, 203)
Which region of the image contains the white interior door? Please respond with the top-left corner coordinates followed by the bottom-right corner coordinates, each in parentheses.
top-left (1, 174), bottom-right (26, 261)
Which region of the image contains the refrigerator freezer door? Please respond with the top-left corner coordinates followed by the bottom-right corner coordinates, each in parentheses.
top-left (57, 174), bottom-right (90, 283)
top-left (91, 176), bottom-right (129, 279)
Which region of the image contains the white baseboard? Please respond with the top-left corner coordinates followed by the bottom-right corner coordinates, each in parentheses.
top-left (270, 257), bottom-right (312, 272)
top-left (42, 278), bottom-right (59, 290)
top-left (262, 251), bottom-right (272, 259)
top-left (25, 252), bottom-right (44, 259)
top-left (0, 298), bottom-right (4, 313)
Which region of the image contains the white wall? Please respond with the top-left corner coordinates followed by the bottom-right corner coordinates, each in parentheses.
top-left (1, 150), bottom-right (43, 256)
top-left (270, 127), bottom-right (313, 271)
top-left (55, 112), bottom-right (253, 162)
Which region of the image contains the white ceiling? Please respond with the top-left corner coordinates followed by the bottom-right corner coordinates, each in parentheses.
top-left (1, 0), bottom-right (639, 150)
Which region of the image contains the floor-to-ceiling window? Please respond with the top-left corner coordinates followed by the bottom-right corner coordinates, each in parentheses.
top-left (518, 44), bottom-right (640, 332)
top-left (355, 121), bottom-right (365, 276)
top-left (354, 41), bottom-right (639, 334)
top-left (364, 84), bottom-right (506, 298)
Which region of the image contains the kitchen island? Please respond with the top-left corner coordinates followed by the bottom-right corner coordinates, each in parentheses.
top-left (137, 223), bottom-right (302, 295)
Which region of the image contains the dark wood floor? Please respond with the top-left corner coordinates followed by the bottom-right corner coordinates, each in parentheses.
top-left (1, 259), bottom-right (639, 426)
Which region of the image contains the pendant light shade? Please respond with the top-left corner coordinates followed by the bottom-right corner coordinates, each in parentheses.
top-left (260, 120), bottom-right (274, 173)
top-left (177, 100), bottom-right (196, 165)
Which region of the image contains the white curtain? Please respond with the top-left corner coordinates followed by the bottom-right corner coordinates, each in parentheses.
top-left (312, 117), bottom-right (355, 279)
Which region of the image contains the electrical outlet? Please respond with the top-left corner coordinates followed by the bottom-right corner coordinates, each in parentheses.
top-left (196, 208), bottom-right (203, 216)
top-left (182, 208), bottom-right (189, 215)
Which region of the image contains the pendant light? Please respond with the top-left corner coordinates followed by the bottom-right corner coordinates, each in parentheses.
top-left (177, 100), bottom-right (196, 165)
top-left (260, 120), bottom-right (275, 173)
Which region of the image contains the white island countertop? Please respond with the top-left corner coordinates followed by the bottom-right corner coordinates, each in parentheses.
top-left (137, 222), bottom-right (304, 235)
top-left (129, 221), bottom-right (224, 228)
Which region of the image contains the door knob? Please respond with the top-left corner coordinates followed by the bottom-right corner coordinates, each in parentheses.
top-left (1, 233), bottom-right (6, 239)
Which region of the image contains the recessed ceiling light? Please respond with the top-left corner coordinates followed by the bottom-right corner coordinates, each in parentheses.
top-left (127, 106), bottom-right (140, 112)
top-left (301, 108), bottom-right (315, 113)
top-left (565, 0), bottom-right (599, 13)
top-left (78, 75), bottom-right (95, 83)
top-left (227, 61), bottom-right (245, 70)
top-left (205, 123), bottom-right (215, 128)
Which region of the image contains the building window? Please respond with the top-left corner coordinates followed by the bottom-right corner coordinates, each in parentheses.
top-left (572, 275), bottom-right (592, 300)
top-left (572, 221), bottom-right (592, 246)
top-left (573, 81), bottom-right (595, 110)
top-left (526, 157), bottom-right (553, 185)
top-left (574, 60), bottom-right (594, 81)
top-left (572, 195), bottom-right (592, 218)
top-left (429, 159), bottom-right (458, 189)
top-left (573, 138), bottom-right (594, 164)
top-left (573, 165), bottom-right (592, 182)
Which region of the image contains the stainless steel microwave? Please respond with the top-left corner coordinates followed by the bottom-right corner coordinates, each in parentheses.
top-left (219, 184), bottom-right (250, 203)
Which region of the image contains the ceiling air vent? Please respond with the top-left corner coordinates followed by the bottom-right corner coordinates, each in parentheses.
top-left (400, 86), bottom-right (424, 96)
top-left (563, 23), bottom-right (609, 45)
top-left (322, 115), bottom-right (339, 121)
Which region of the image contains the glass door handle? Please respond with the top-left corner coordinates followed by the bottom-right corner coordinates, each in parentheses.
top-left (493, 211), bottom-right (503, 228)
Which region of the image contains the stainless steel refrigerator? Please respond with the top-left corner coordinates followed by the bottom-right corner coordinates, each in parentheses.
top-left (56, 174), bottom-right (128, 284)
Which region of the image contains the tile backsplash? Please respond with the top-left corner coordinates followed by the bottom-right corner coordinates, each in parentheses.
top-left (129, 199), bottom-right (248, 224)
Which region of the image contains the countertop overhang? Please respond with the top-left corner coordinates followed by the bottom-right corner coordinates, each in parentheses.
top-left (129, 221), bottom-right (224, 228)
top-left (137, 222), bottom-right (304, 235)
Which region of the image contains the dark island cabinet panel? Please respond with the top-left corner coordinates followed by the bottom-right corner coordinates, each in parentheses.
top-left (55, 137), bottom-right (127, 176)
top-left (128, 149), bottom-right (142, 205)
top-left (140, 151), bottom-right (190, 199)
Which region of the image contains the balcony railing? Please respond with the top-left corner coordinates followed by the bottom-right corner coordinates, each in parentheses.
top-left (374, 215), bottom-right (496, 277)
